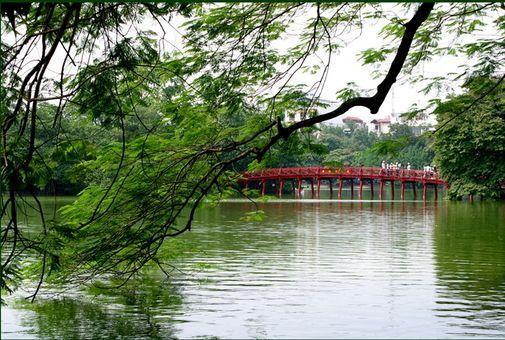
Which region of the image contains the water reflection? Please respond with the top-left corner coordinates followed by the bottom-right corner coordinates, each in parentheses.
top-left (2, 198), bottom-right (504, 338)
top-left (6, 276), bottom-right (184, 339)
top-left (433, 202), bottom-right (505, 337)
top-left (169, 201), bottom-right (443, 338)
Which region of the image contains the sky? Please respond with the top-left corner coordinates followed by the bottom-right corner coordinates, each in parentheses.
top-left (140, 3), bottom-right (493, 127)
top-left (4, 3), bottom-right (500, 128)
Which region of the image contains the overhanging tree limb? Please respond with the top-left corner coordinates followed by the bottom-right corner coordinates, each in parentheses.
top-left (66, 3), bottom-right (436, 280)
top-left (0, 2), bottom-right (443, 294)
top-left (256, 3), bottom-right (434, 159)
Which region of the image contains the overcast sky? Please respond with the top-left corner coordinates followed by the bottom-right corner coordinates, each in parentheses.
top-left (148, 3), bottom-right (487, 126)
top-left (7, 3), bottom-right (500, 127)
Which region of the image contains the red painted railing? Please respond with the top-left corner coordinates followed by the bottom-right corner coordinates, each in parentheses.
top-left (243, 166), bottom-right (446, 185)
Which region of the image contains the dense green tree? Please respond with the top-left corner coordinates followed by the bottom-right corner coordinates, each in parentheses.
top-left (318, 122), bottom-right (434, 168)
top-left (260, 131), bottom-right (328, 168)
top-left (365, 123), bottom-right (435, 168)
top-left (320, 124), bottom-right (378, 166)
top-left (433, 77), bottom-right (505, 199)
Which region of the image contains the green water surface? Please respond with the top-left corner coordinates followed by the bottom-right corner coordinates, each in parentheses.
top-left (2, 196), bottom-right (504, 338)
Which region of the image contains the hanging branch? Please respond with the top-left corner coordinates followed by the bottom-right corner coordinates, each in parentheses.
top-left (1, 3), bottom-right (439, 295)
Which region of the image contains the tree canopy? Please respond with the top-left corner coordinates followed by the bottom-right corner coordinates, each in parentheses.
top-left (1, 2), bottom-right (504, 299)
top-left (433, 76), bottom-right (505, 199)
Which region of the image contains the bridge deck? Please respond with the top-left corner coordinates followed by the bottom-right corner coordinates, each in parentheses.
top-left (243, 166), bottom-right (446, 186)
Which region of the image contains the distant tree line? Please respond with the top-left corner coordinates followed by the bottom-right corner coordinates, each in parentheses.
top-left (5, 78), bottom-right (502, 202)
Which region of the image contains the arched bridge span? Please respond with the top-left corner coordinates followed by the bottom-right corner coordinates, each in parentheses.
top-left (242, 166), bottom-right (447, 200)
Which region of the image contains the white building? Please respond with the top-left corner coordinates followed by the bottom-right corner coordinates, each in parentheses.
top-left (370, 116), bottom-right (392, 134)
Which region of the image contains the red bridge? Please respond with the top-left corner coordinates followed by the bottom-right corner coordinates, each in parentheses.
top-left (242, 166), bottom-right (447, 200)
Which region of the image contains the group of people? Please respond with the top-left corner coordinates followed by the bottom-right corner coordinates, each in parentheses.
top-left (423, 165), bottom-right (436, 172)
top-left (380, 161), bottom-right (438, 177)
top-left (423, 165), bottom-right (437, 177)
top-left (381, 161), bottom-right (412, 171)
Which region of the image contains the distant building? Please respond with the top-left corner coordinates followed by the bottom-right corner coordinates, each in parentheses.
top-left (284, 98), bottom-right (336, 125)
top-left (342, 116), bottom-right (365, 128)
top-left (370, 116), bottom-right (392, 134)
top-left (283, 98), bottom-right (337, 139)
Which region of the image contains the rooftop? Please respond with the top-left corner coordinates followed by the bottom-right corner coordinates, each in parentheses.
top-left (342, 116), bottom-right (364, 123)
top-left (371, 117), bottom-right (392, 124)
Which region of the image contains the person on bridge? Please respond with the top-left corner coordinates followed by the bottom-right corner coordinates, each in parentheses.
top-left (423, 165), bottom-right (434, 178)
top-left (386, 162), bottom-right (392, 175)
top-left (407, 163), bottom-right (411, 171)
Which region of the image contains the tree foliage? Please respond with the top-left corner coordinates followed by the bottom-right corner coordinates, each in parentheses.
top-left (433, 76), bottom-right (505, 199)
top-left (318, 123), bottom-right (434, 168)
top-left (1, 2), bottom-right (504, 298)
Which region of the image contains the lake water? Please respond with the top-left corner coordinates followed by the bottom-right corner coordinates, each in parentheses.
top-left (2, 195), bottom-right (505, 338)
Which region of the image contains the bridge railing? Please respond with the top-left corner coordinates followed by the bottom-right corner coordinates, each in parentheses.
top-left (243, 166), bottom-right (442, 182)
